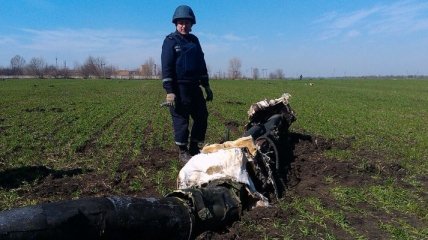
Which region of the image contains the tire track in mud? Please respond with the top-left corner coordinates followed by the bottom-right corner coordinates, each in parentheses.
top-left (48, 105), bottom-right (80, 137)
top-left (138, 120), bottom-right (154, 153)
top-left (1, 108), bottom-right (77, 164)
top-left (113, 119), bottom-right (153, 178)
top-left (139, 120), bottom-right (154, 152)
top-left (115, 117), bottom-right (164, 185)
top-left (75, 109), bottom-right (128, 154)
top-left (0, 117), bottom-right (10, 135)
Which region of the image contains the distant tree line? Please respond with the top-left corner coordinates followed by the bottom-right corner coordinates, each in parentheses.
top-left (0, 55), bottom-right (119, 79)
top-left (1, 55), bottom-right (287, 80)
top-left (214, 57), bottom-right (285, 80)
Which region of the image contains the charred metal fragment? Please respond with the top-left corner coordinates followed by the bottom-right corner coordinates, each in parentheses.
top-left (244, 93), bottom-right (297, 200)
top-left (0, 182), bottom-right (246, 240)
top-left (167, 180), bottom-right (244, 236)
top-left (0, 197), bottom-right (193, 240)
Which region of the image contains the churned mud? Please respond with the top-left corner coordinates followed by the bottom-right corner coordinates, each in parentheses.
top-left (1, 131), bottom-right (425, 239)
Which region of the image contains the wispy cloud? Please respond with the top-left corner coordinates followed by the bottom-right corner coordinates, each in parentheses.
top-left (20, 28), bottom-right (159, 52)
top-left (331, 7), bottom-right (380, 29)
top-left (0, 28), bottom-right (163, 67)
top-left (198, 31), bottom-right (260, 57)
top-left (0, 36), bottom-right (15, 45)
top-left (222, 33), bottom-right (245, 41)
top-left (346, 30), bottom-right (361, 38)
top-left (315, 0), bottom-right (428, 40)
top-left (199, 31), bottom-right (256, 42)
top-left (0, 28), bottom-right (260, 69)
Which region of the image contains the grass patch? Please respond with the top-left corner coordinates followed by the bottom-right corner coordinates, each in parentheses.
top-left (332, 183), bottom-right (427, 217)
top-left (368, 184), bottom-right (426, 216)
top-left (325, 149), bottom-right (353, 161)
top-left (380, 219), bottom-right (428, 240)
top-left (278, 197), bottom-right (364, 239)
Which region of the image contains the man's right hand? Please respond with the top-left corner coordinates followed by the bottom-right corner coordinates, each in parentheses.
top-left (204, 86), bottom-right (213, 102)
top-left (166, 93), bottom-right (176, 107)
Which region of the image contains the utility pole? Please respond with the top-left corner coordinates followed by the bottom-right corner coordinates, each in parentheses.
top-left (55, 57), bottom-right (58, 78)
top-left (101, 63), bottom-right (106, 79)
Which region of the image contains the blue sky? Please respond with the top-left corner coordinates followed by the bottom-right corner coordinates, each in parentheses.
top-left (1, 0), bottom-right (428, 77)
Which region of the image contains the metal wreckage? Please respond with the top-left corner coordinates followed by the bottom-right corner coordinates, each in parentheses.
top-left (0, 93), bottom-right (297, 240)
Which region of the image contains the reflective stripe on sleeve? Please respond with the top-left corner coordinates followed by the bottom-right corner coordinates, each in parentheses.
top-left (162, 78), bottom-right (173, 83)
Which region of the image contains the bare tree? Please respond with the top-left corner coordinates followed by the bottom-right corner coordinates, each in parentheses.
top-left (156, 66), bottom-right (161, 77)
top-left (73, 62), bottom-right (81, 78)
top-left (10, 55), bottom-right (26, 76)
top-left (104, 65), bottom-right (116, 79)
top-left (27, 57), bottom-right (47, 78)
top-left (140, 57), bottom-right (156, 78)
top-left (252, 68), bottom-right (260, 80)
top-left (269, 69), bottom-right (285, 79)
top-left (0, 66), bottom-right (12, 76)
top-left (55, 60), bottom-right (70, 79)
top-left (57, 66), bottom-right (70, 79)
top-left (80, 56), bottom-right (97, 78)
top-left (45, 65), bottom-right (58, 78)
top-left (80, 56), bottom-right (105, 78)
top-left (228, 57), bottom-right (242, 79)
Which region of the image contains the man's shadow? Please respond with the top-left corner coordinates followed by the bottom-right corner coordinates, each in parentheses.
top-left (0, 166), bottom-right (86, 189)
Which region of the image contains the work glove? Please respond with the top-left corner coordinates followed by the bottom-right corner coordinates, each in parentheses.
top-left (165, 93), bottom-right (176, 107)
top-left (204, 86), bottom-right (213, 102)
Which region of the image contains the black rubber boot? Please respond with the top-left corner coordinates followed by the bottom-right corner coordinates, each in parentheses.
top-left (189, 142), bottom-right (201, 156)
top-left (178, 145), bottom-right (191, 163)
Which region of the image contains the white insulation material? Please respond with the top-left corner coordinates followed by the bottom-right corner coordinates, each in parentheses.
top-left (178, 148), bottom-right (250, 189)
top-left (247, 93), bottom-right (291, 118)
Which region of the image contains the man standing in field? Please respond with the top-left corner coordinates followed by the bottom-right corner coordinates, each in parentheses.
top-left (161, 5), bottom-right (213, 163)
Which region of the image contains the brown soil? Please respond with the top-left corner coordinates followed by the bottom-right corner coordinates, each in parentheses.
top-left (1, 132), bottom-right (426, 239)
top-left (202, 133), bottom-right (426, 240)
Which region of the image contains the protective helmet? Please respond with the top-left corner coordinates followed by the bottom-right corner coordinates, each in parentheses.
top-left (172, 5), bottom-right (196, 24)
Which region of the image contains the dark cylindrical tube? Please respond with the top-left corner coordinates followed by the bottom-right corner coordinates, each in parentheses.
top-left (0, 196), bottom-right (193, 240)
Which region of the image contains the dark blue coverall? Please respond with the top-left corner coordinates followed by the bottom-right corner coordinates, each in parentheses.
top-left (161, 31), bottom-right (209, 147)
